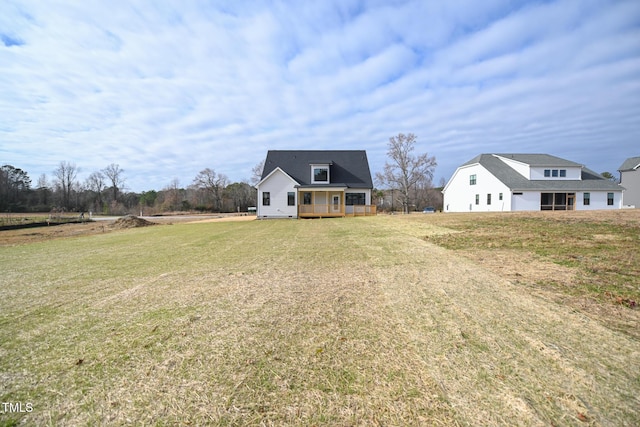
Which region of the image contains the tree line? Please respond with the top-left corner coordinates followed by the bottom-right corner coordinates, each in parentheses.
top-left (0, 162), bottom-right (259, 215)
top-left (2, 133), bottom-right (443, 215)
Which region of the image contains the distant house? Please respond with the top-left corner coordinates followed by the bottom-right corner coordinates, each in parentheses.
top-left (442, 154), bottom-right (624, 212)
top-left (619, 156), bottom-right (640, 208)
top-left (255, 150), bottom-right (376, 218)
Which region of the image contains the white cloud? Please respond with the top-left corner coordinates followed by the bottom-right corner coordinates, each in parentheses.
top-left (1, 0), bottom-right (639, 190)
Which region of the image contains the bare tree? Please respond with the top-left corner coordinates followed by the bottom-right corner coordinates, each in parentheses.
top-left (163, 178), bottom-right (182, 211)
top-left (86, 171), bottom-right (106, 212)
top-left (250, 159), bottom-right (265, 185)
top-left (375, 133), bottom-right (437, 214)
top-left (53, 161), bottom-right (78, 209)
top-left (193, 168), bottom-right (228, 212)
top-left (102, 163), bottom-right (125, 203)
top-left (36, 174), bottom-right (51, 207)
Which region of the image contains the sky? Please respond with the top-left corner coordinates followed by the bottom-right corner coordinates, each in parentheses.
top-left (1, 0), bottom-right (639, 192)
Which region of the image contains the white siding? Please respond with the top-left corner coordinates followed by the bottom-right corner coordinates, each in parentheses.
top-left (510, 191), bottom-right (622, 211)
top-left (443, 164), bottom-right (511, 212)
top-left (576, 191), bottom-right (622, 210)
top-left (621, 170), bottom-right (640, 207)
top-left (530, 166), bottom-right (581, 180)
top-left (511, 192), bottom-right (540, 211)
top-left (257, 169), bottom-right (298, 218)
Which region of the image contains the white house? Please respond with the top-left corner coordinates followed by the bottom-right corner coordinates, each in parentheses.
top-left (255, 150), bottom-right (375, 219)
top-left (619, 156), bottom-right (640, 208)
top-left (443, 154), bottom-right (625, 212)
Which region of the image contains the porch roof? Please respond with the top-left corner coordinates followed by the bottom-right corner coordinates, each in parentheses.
top-left (296, 184), bottom-right (348, 191)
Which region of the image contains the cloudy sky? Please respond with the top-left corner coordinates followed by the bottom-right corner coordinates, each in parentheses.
top-left (1, 0), bottom-right (639, 192)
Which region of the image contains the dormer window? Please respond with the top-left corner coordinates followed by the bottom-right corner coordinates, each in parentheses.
top-left (311, 164), bottom-right (330, 183)
top-left (544, 169), bottom-right (567, 178)
top-left (314, 167), bottom-right (328, 182)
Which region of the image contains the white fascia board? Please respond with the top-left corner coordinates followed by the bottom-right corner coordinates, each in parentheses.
top-left (442, 163), bottom-right (478, 194)
top-left (255, 167), bottom-right (299, 188)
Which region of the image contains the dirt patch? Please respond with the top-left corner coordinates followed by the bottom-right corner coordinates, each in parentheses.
top-left (0, 214), bottom-right (253, 246)
top-left (110, 215), bottom-right (157, 229)
top-left (0, 222), bottom-right (109, 246)
top-left (186, 215), bottom-right (256, 224)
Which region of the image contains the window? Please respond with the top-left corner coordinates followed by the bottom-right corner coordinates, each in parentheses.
top-left (346, 193), bottom-right (365, 205)
top-left (499, 193), bottom-right (503, 201)
top-left (287, 192), bottom-right (295, 206)
top-left (552, 169), bottom-right (559, 177)
top-left (487, 194), bottom-right (492, 205)
top-left (583, 192), bottom-right (590, 206)
top-left (470, 174), bottom-right (477, 185)
top-left (475, 194), bottom-right (479, 205)
top-left (303, 192), bottom-right (312, 205)
top-left (544, 169), bottom-right (551, 177)
top-left (313, 167), bottom-right (328, 182)
top-left (262, 192), bottom-right (270, 206)
top-left (608, 193), bottom-right (614, 206)
top-left (559, 169), bottom-right (566, 177)
top-left (541, 192), bottom-right (573, 210)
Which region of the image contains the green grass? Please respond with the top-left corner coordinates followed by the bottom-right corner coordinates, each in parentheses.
top-left (424, 211), bottom-right (640, 305)
top-left (1, 215), bottom-right (639, 425)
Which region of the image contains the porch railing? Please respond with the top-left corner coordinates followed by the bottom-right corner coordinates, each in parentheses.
top-left (345, 205), bottom-right (377, 216)
top-left (298, 204), bottom-right (376, 216)
top-left (299, 204), bottom-right (342, 215)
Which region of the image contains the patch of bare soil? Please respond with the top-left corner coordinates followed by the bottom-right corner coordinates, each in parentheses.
top-left (110, 215), bottom-right (157, 229)
top-left (0, 222), bottom-right (111, 246)
top-left (186, 214), bottom-right (256, 224)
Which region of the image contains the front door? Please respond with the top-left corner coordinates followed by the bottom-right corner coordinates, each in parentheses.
top-left (332, 195), bottom-right (341, 213)
top-left (568, 193), bottom-right (575, 210)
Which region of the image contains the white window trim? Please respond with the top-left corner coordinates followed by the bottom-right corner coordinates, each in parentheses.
top-left (311, 164), bottom-right (330, 184)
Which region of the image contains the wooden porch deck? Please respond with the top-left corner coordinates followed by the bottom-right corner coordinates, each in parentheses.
top-left (298, 204), bottom-right (376, 218)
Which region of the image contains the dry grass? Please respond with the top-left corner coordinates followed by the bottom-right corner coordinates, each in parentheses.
top-left (1, 214), bottom-right (639, 425)
top-left (421, 210), bottom-right (640, 338)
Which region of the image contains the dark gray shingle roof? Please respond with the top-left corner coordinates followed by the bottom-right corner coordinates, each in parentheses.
top-left (467, 154), bottom-right (623, 191)
top-left (261, 150), bottom-right (373, 188)
top-left (618, 156), bottom-right (640, 171)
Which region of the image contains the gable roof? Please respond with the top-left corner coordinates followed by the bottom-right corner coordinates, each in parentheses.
top-left (463, 154), bottom-right (622, 192)
top-left (619, 156), bottom-right (640, 172)
top-left (260, 150), bottom-right (373, 188)
top-left (464, 153), bottom-right (583, 168)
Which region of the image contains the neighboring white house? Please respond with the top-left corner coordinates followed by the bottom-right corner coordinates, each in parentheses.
top-left (619, 156), bottom-right (640, 208)
top-left (255, 150), bottom-right (375, 219)
top-left (442, 154), bottom-right (625, 212)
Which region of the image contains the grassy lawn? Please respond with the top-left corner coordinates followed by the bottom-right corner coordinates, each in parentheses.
top-left (424, 210), bottom-right (640, 302)
top-left (1, 214), bottom-right (638, 425)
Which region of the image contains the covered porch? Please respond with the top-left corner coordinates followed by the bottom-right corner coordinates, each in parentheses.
top-left (298, 189), bottom-right (376, 218)
top-left (541, 192), bottom-right (575, 211)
